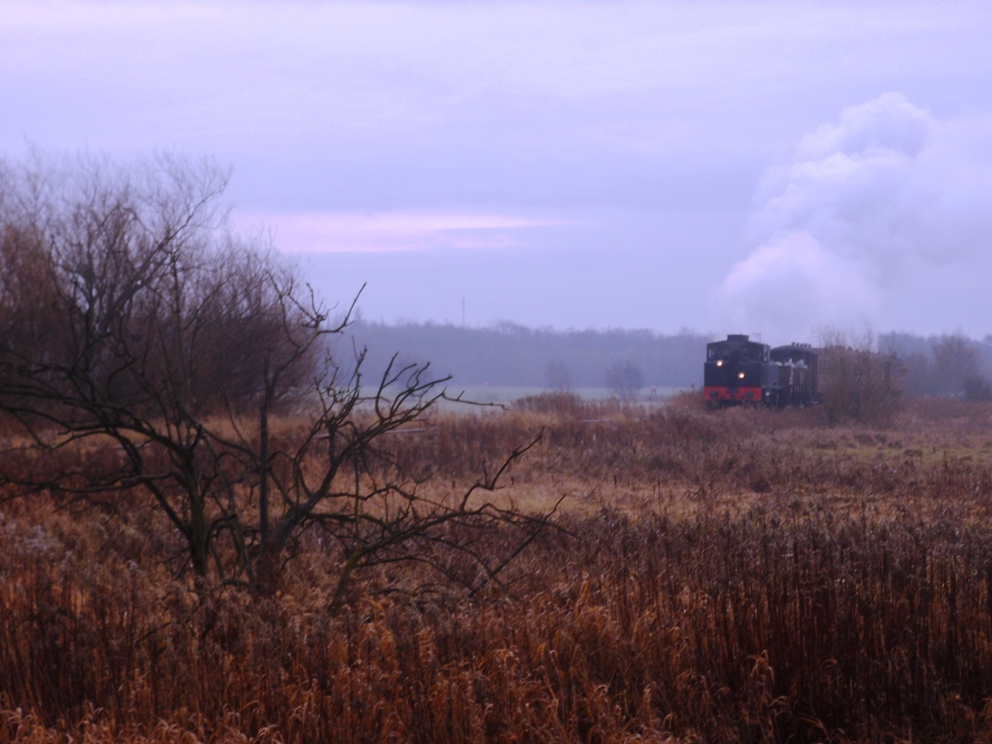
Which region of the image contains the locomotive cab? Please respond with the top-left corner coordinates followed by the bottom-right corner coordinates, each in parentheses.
top-left (704, 334), bottom-right (772, 405)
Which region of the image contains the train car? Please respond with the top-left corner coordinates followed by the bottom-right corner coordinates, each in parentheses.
top-left (769, 343), bottom-right (820, 406)
top-left (704, 334), bottom-right (776, 405)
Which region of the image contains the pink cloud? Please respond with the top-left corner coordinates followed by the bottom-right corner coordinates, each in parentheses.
top-left (236, 211), bottom-right (563, 253)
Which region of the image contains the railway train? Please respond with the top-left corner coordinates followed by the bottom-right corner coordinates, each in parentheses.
top-left (704, 334), bottom-right (819, 407)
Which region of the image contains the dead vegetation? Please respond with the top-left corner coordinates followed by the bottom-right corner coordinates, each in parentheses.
top-left (3, 395), bottom-right (992, 742)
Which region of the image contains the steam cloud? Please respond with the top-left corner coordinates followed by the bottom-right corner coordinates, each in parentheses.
top-left (716, 93), bottom-right (992, 342)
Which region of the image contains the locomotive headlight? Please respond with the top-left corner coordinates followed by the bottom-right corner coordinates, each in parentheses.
top-left (716, 360), bottom-right (723, 367)
top-left (738, 372), bottom-right (745, 379)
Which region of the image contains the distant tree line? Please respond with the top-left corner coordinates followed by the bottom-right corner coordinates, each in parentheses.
top-left (881, 332), bottom-right (992, 400)
top-left (339, 320), bottom-right (709, 390)
top-left (338, 324), bottom-right (992, 401)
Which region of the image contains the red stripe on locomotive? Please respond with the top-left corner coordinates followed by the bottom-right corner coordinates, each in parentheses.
top-left (704, 386), bottom-right (763, 402)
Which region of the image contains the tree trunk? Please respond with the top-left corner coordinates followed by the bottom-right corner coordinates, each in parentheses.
top-left (259, 361), bottom-right (271, 543)
top-left (189, 517), bottom-right (210, 579)
top-left (254, 539), bottom-right (282, 597)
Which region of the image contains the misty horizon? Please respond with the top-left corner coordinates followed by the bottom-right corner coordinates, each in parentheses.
top-left (333, 319), bottom-right (992, 394)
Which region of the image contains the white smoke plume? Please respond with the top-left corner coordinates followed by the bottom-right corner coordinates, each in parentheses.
top-left (716, 93), bottom-right (992, 342)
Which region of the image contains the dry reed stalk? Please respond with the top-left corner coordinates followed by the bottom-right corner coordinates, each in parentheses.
top-left (2, 399), bottom-right (992, 742)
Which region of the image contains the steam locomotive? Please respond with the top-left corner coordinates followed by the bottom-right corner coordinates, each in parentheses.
top-left (704, 334), bottom-right (819, 407)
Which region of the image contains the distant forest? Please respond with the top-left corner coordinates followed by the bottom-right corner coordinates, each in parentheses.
top-left (337, 321), bottom-right (708, 389)
top-left (880, 332), bottom-right (992, 398)
top-left (334, 322), bottom-right (992, 396)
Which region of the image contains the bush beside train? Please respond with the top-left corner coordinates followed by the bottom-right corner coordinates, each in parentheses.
top-left (704, 334), bottom-right (820, 407)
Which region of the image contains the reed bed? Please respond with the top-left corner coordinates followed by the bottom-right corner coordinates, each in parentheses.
top-left (2, 397), bottom-right (992, 743)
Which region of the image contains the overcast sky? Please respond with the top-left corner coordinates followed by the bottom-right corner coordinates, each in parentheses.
top-left (3, 1), bottom-right (992, 342)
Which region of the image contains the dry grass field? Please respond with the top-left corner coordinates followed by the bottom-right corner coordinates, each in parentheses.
top-left (3, 394), bottom-right (992, 742)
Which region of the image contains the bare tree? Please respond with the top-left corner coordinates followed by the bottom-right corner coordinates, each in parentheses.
top-left (0, 154), bottom-right (310, 577)
top-left (963, 375), bottom-right (992, 401)
top-left (931, 334), bottom-right (979, 397)
top-left (0, 154), bottom-right (554, 601)
top-left (605, 359), bottom-right (644, 402)
top-left (215, 351), bottom-right (550, 603)
top-left (901, 351), bottom-right (934, 397)
top-left (545, 359), bottom-right (572, 392)
top-left (882, 333), bottom-right (983, 398)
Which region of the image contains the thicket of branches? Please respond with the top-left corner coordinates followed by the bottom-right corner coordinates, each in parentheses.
top-left (0, 154), bottom-right (551, 600)
top-left (815, 329), bottom-right (905, 425)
